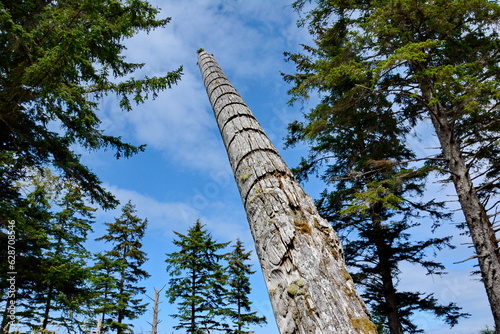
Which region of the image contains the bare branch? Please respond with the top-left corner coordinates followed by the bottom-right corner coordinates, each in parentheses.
top-left (453, 253), bottom-right (484, 264)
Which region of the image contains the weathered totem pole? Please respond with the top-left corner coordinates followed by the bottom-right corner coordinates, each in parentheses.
top-left (197, 50), bottom-right (376, 334)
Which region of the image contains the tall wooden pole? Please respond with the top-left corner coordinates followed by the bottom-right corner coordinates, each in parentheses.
top-left (197, 50), bottom-right (376, 334)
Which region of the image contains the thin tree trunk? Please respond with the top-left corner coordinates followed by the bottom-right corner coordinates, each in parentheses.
top-left (148, 286), bottom-right (164, 334)
top-left (116, 246), bottom-right (130, 334)
top-left (197, 50), bottom-right (376, 334)
top-left (192, 269), bottom-right (196, 334)
top-left (423, 85), bottom-right (500, 330)
top-left (151, 291), bottom-right (159, 334)
top-left (237, 298), bottom-right (242, 333)
top-left (42, 286), bottom-right (53, 329)
top-left (372, 218), bottom-right (403, 334)
top-left (117, 268), bottom-right (125, 334)
top-left (99, 291), bottom-right (107, 334)
top-left (379, 263), bottom-right (402, 334)
top-left (95, 316), bottom-right (102, 334)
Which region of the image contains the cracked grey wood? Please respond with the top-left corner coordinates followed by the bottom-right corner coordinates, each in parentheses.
top-left (198, 51), bottom-right (376, 334)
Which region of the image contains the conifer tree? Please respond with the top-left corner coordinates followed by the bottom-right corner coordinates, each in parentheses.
top-left (1, 169), bottom-right (96, 332)
top-left (89, 253), bottom-right (124, 333)
top-left (225, 239), bottom-right (266, 334)
top-left (284, 43), bottom-right (469, 331)
top-left (1, 177), bottom-right (51, 331)
top-left (165, 220), bottom-right (229, 334)
top-left (284, 0), bottom-right (500, 328)
top-left (94, 201), bottom-right (150, 334)
top-left (0, 0), bottom-right (182, 209)
top-left (284, 103), bottom-right (468, 332)
top-left (34, 175), bottom-right (95, 332)
top-left (1, 0), bottom-right (182, 324)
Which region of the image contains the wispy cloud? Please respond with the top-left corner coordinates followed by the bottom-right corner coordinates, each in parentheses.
top-left (97, 181), bottom-right (253, 244)
top-left (95, 0), bottom-right (307, 175)
top-left (96, 184), bottom-right (200, 233)
top-left (398, 261), bottom-right (493, 332)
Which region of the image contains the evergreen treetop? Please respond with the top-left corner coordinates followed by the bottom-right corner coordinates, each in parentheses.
top-left (225, 239), bottom-right (267, 334)
top-left (94, 201), bottom-right (150, 334)
top-left (166, 220), bottom-right (230, 334)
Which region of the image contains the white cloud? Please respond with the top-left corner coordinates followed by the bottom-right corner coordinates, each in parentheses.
top-left (97, 184), bottom-right (200, 233)
top-left (126, 74), bottom-right (228, 171)
top-left (94, 0), bottom-right (307, 176)
top-left (397, 261), bottom-right (494, 332)
top-left (95, 181), bottom-right (253, 244)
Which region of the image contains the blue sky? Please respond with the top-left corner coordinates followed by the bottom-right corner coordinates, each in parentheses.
top-left (77, 1), bottom-right (493, 333)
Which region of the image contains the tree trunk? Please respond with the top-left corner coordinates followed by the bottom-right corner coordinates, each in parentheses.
top-left (149, 287), bottom-right (162, 334)
top-left (372, 216), bottom-right (403, 334)
top-left (42, 286), bottom-right (53, 329)
top-left (197, 50), bottom-right (376, 334)
top-left (117, 271), bottom-right (125, 334)
top-left (95, 316), bottom-right (102, 334)
top-left (237, 298), bottom-right (242, 333)
top-left (423, 85), bottom-right (500, 330)
top-left (99, 292), bottom-right (107, 334)
top-left (379, 261), bottom-right (402, 334)
top-left (191, 269), bottom-right (196, 333)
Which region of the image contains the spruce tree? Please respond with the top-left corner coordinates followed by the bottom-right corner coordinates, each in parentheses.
top-left (225, 239), bottom-right (266, 334)
top-left (0, 169), bottom-right (96, 332)
top-left (284, 47), bottom-right (468, 332)
top-left (89, 253), bottom-right (123, 333)
top-left (165, 220), bottom-right (229, 334)
top-left (284, 0), bottom-right (500, 328)
top-left (94, 201), bottom-right (150, 334)
top-left (0, 0), bottom-right (182, 209)
top-left (285, 107), bottom-right (468, 332)
top-left (1, 187), bottom-right (51, 331)
top-left (34, 175), bottom-right (95, 332)
top-left (1, 177), bottom-right (50, 331)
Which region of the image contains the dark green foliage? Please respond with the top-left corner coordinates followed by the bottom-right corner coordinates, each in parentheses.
top-left (479, 326), bottom-right (495, 334)
top-left (93, 201), bottom-right (150, 334)
top-left (0, 0), bottom-right (180, 330)
top-left (225, 239), bottom-right (266, 334)
top-left (341, 217), bottom-right (469, 333)
top-left (165, 220), bottom-right (230, 334)
top-left (0, 184), bottom-right (52, 332)
top-left (285, 0), bottom-right (500, 203)
top-left (281, 1), bottom-right (491, 331)
top-left (33, 175), bottom-right (95, 332)
top-left (284, 62), bottom-right (468, 333)
top-left (0, 169), bottom-right (96, 333)
top-left (295, 117), bottom-right (469, 332)
top-left (88, 253), bottom-right (124, 332)
top-left (0, 0), bottom-right (183, 209)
